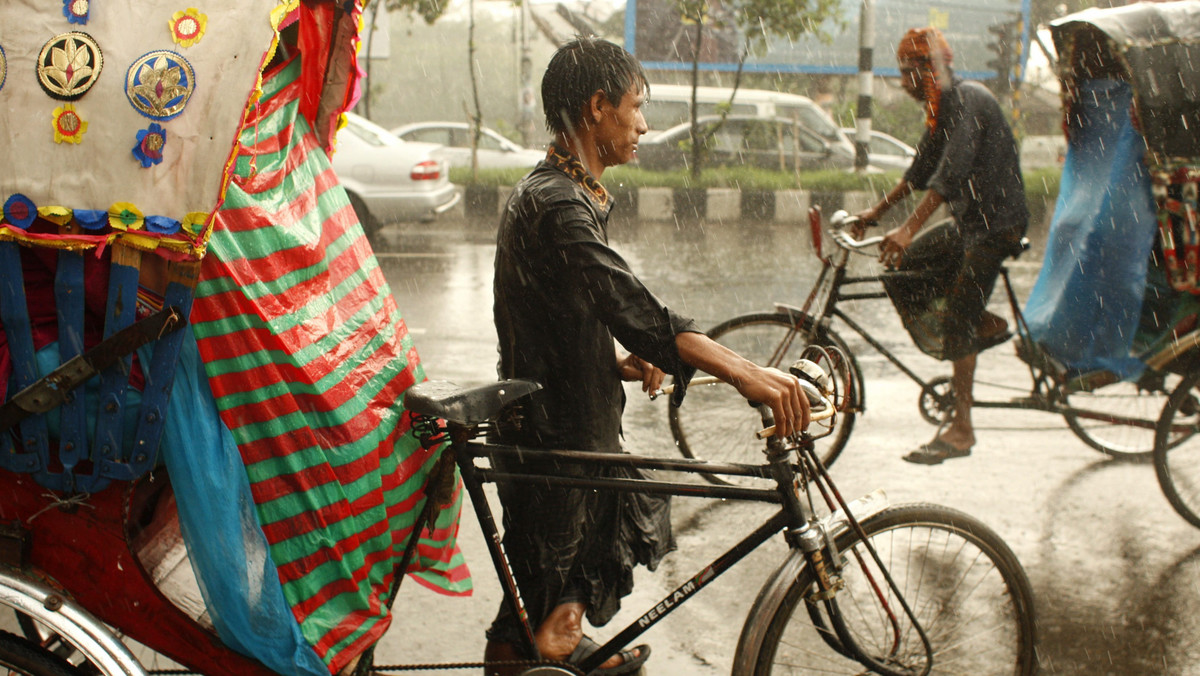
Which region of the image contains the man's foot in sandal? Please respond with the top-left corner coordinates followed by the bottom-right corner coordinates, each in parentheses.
top-left (976, 311), bottom-right (1012, 352)
top-left (568, 635), bottom-right (650, 675)
top-left (903, 438), bottom-right (972, 465)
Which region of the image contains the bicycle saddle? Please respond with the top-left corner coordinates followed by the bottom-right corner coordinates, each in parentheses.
top-left (405, 379), bottom-right (542, 425)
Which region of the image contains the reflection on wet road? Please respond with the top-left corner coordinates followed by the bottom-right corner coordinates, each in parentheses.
top-left (377, 216), bottom-right (1200, 675)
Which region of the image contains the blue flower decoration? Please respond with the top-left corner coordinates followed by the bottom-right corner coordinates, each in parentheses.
top-left (132, 123), bottom-right (167, 168)
top-left (62, 0), bottom-right (90, 24)
top-left (75, 209), bottom-right (108, 230)
top-left (3, 194), bottom-right (36, 230)
top-left (144, 215), bottom-right (181, 234)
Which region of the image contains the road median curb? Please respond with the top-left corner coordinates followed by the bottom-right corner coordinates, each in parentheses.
top-left (455, 186), bottom-right (880, 223)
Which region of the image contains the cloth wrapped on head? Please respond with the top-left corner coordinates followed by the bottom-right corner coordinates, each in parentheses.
top-left (897, 27), bottom-right (953, 130)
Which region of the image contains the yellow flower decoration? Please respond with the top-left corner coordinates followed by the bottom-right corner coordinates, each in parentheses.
top-left (38, 206), bottom-right (75, 227)
top-left (51, 104), bottom-right (87, 144)
top-left (181, 211), bottom-right (209, 236)
top-left (170, 8), bottom-right (208, 48)
top-left (108, 202), bottom-right (144, 231)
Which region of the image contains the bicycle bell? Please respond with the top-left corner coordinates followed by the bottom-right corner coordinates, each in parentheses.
top-left (790, 359), bottom-right (831, 392)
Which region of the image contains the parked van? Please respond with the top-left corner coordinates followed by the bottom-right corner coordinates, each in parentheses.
top-left (644, 83), bottom-right (852, 155)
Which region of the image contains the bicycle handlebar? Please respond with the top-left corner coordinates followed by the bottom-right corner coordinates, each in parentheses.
top-left (651, 371), bottom-right (837, 439)
top-left (830, 229), bottom-right (884, 251)
top-left (817, 209), bottom-right (882, 255)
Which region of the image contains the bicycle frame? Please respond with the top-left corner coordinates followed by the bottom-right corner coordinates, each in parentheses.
top-left (459, 439), bottom-right (801, 673)
top-left (406, 378), bottom-right (924, 676)
top-left (799, 217), bottom-right (1168, 430)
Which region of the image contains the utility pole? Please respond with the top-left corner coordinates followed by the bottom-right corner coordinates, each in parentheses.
top-left (518, 0), bottom-right (536, 147)
top-left (986, 16), bottom-right (1018, 99)
top-left (854, 0), bottom-right (875, 172)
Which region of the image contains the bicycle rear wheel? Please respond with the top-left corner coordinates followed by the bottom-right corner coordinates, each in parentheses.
top-left (0, 631), bottom-right (85, 676)
top-left (1063, 371), bottom-right (1181, 461)
top-left (750, 504), bottom-right (1037, 676)
top-left (1155, 371), bottom-right (1200, 529)
top-left (668, 312), bottom-right (863, 485)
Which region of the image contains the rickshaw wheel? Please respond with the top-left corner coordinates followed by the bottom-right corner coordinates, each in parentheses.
top-left (348, 192), bottom-right (383, 246)
top-left (1155, 371), bottom-right (1200, 529)
top-left (919, 376), bottom-right (955, 425)
top-left (1062, 371), bottom-right (1181, 462)
top-left (0, 630), bottom-right (81, 676)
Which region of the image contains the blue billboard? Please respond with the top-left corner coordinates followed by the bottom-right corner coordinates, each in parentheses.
top-left (626, 0), bottom-right (1032, 81)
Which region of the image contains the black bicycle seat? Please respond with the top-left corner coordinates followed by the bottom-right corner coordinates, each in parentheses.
top-left (405, 379), bottom-right (542, 425)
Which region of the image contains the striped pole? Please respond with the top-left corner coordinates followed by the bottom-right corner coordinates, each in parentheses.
top-left (855, 0), bottom-right (875, 171)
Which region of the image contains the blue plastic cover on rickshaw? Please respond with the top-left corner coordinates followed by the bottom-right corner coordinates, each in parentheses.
top-left (1024, 1), bottom-right (1200, 379)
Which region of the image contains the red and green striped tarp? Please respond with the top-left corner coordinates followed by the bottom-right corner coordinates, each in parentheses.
top-left (189, 54), bottom-right (470, 673)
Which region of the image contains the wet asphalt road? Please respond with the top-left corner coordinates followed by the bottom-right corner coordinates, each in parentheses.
top-left (372, 214), bottom-right (1200, 676)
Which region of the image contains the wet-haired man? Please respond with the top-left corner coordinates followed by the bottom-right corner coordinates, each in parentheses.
top-left (487, 36), bottom-right (810, 674)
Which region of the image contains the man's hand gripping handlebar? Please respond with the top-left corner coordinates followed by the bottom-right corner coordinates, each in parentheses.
top-left (651, 359), bottom-right (838, 439)
top-left (827, 210), bottom-right (883, 252)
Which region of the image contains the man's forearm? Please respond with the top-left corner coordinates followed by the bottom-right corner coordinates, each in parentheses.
top-left (904, 190), bottom-right (945, 232)
top-left (674, 331), bottom-right (755, 386)
top-left (876, 179), bottom-right (914, 215)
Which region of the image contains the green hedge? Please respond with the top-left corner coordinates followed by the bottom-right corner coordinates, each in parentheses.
top-left (450, 166), bottom-right (1062, 224)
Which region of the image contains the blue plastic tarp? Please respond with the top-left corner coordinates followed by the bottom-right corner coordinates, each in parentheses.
top-left (1023, 78), bottom-right (1157, 381)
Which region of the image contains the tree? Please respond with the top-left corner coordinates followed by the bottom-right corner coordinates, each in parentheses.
top-left (382, 0), bottom-right (448, 24)
top-left (670, 0), bottom-right (844, 179)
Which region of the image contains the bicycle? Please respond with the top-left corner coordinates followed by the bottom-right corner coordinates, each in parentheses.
top-left (668, 207), bottom-right (1190, 486)
top-left (398, 356), bottom-right (1038, 675)
top-left (0, 357), bottom-right (1038, 676)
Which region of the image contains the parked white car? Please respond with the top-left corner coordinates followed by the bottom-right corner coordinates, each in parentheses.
top-left (840, 128), bottom-right (917, 171)
top-left (391, 122), bottom-right (546, 171)
top-left (331, 112), bottom-right (460, 242)
top-left (637, 115), bottom-right (856, 172)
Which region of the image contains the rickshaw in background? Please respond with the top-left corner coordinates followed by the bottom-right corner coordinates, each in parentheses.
top-left (1034, 1), bottom-right (1200, 529)
top-left (666, 1), bottom-right (1200, 493)
top-left (1108, 2), bottom-right (1200, 530)
top-left (0, 2), bottom-right (468, 675)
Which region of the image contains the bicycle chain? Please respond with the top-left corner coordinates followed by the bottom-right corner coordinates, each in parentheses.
top-left (147, 658), bottom-right (583, 675)
top-left (371, 659), bottom-right (582, 673)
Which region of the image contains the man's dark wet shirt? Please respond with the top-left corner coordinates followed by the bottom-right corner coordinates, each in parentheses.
top-left (493, 143), bottom-right (698, 451)
top-left (905, 77), bottom-right (1029, 246)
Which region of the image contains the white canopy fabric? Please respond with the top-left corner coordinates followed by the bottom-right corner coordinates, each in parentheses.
top-left (0, 1), bottom-right (282, 233)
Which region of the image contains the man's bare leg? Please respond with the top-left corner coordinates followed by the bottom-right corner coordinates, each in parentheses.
top-left (937, 353), bottom-right (976, 451)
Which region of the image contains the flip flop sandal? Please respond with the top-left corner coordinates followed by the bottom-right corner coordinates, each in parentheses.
top-left (903, 438), bottom-right (972, 465)
top-left (568, 635), bottom-right (650, 676)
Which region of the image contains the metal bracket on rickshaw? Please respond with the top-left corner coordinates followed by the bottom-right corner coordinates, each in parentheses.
top-left (0, 306), bottom-right (185, 435)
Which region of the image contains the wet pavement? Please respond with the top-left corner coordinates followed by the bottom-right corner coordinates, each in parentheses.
top-left (374, 214), bottom-right (1200, 675)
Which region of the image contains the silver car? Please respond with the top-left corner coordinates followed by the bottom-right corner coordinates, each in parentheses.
top-left (331, 112), bottom-right (460, 242)
top-left (391, 122), bottom-right (546, 170)
top-left (840, 128), bottom-right (917, 171)
top-left (636, 115), bottom-right (856, 172)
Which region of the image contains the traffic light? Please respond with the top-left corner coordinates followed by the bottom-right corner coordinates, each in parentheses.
top-left (986, 18), bottom-right (1019, 96)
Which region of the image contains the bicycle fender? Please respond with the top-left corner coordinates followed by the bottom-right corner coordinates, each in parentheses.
top-left (731, 488), bottom-right (890, 673)
top-left (0, 568), bottom-right (148, 676)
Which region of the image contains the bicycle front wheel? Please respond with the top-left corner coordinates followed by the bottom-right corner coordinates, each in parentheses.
top-left (752, 504), bottom-right (1037, 676)
top-left (1063, 372), bottom-right (1182, 461)
top-left (668, 312), bottom-right (863, 485)
top-left (0, 631), bottom-right (85, 676)
top-left (1155, 371), bottom-right (1200, 529)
